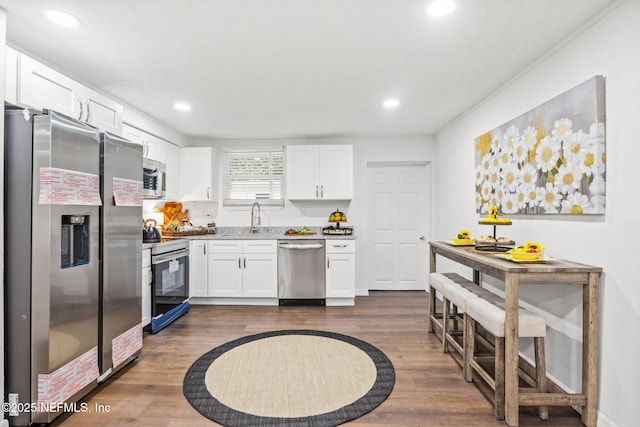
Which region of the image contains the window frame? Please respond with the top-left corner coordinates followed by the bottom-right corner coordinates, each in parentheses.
top-left (222, 149), bottom-right (285, 207)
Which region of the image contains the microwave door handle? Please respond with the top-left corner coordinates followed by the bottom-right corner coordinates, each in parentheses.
top-left (159, 169), bottom-right (165, 195)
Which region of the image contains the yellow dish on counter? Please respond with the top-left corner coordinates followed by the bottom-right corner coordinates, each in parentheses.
top-left (452, 238), bottom-right (475, 245)
top-left (509, 251), bottom-right (542, 260)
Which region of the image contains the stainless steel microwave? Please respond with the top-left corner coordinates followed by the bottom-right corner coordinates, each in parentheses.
top-left (143, 158), bottom-right (166, 199)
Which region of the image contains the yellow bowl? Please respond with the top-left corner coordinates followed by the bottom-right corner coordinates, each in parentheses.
top-left (510, 251), bottom-right (542, 260)
top-left (453, 238), bottom-right (474, 245)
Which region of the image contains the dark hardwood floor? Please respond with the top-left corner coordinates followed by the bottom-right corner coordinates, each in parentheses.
top-left (50, 291), bottom-right (584, 426)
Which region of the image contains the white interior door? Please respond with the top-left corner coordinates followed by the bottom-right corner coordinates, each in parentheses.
top-left (366, 164), bottom-right (429, 290)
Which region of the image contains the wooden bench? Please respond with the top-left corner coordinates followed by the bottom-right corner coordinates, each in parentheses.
top-left (429, 273), bottom-right (501, 355)
top-left (429, 272), bottom-right (549, 421)
top-left (464, 296), bottom-right (548, 421)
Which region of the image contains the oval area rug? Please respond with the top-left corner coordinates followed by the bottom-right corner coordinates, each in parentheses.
top-left (183, 329), bottom-right (395, 426)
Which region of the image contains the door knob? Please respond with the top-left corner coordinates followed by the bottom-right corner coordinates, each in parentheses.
top-left (419, 235), bottom-right (426, 241)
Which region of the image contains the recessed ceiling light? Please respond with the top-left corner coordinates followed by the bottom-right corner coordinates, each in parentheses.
top-left (46, 10), bottom-right (80, 27)
top-left (383, 99), bottom-right (400, 110)
top-left (174, 103), bottom-right (191, 112)
top-left (426, 0), bottom-right (456, 17)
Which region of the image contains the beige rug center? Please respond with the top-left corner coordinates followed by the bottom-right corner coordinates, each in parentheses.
top-left (205, 335), bottom-right (377, 418)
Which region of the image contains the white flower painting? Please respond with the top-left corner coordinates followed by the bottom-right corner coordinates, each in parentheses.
top-left (474, 76), bottom-right (606, 215)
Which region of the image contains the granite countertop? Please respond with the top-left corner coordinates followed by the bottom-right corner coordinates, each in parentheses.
top-left (169, 226), bottom-right (355, 241)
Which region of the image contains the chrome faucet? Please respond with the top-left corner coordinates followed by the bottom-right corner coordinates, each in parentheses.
top-left (250, 202), bottom-right (261, 233)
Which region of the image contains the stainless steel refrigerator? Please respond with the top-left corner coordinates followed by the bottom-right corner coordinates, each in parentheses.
top-left (98, 132), bottom-right (143, 382)
top-left (4, 108), bottom-right (102, 425)
top-left (4, 108), bottom-right (143, 425)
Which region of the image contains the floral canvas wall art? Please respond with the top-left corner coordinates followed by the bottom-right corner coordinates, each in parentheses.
top-left (474, 76), bottom-right (606, 215)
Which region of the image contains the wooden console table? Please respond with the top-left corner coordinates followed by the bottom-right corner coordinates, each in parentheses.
top-left (429, 241), bottom-right (602, 426)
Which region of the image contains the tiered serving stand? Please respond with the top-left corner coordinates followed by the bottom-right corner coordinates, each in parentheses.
top-left (475, 219), bottom-right (514, 252)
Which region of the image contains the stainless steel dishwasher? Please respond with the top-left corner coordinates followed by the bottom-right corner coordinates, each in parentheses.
top-left (278, 240), bottom-right (325, 305)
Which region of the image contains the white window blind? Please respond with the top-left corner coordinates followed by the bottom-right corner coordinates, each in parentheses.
top-left (223, 150), bottom-right (284, 206)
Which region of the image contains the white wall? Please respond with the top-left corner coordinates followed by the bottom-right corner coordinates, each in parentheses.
top-left (186, 135), bottom-right (435, 295)
top-left (433, 1), bottom-right (639, 426)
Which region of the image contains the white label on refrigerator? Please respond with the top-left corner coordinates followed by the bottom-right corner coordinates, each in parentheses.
top-left (39, 167), bottom-right (102, 206)
top-left (112, 323), bottom-right (143, 369)
top-left (37, 346), bottom-right (99, 409)
top-left (112, 177), bottom-right (143, 206)
top-left (169, 259), bottom-right (179, 273)
top-left (8, 393), bottom-right (19, 416)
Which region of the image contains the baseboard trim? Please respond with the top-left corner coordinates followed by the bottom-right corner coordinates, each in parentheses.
top-left (597, 411), bottom-right (620, 427)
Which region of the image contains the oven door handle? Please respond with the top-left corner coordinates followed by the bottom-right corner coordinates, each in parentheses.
top-left (152, 248), bottom-right (190, 264)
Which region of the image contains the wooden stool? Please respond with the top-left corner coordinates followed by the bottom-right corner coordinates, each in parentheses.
top-left (441, 280), bottom-right (478, 356)
top-left (464, 297), bottom-right (548, 421)
top-left (428, 272), bottom-right (449, 334)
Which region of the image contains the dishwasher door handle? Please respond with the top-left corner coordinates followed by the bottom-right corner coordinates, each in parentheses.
top-left (278, 243), bottom-right (323, 250)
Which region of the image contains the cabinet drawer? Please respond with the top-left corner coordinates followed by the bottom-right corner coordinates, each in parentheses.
top-left (243, 240), bottom-right (277, 253)
top-left (208, 240), bottom-right (243, 253)
top-left (325, 240), bottom-right (355, 253)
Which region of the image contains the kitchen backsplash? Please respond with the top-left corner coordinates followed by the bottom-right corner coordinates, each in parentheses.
top-left (143, 199), bottom-right (351, 228)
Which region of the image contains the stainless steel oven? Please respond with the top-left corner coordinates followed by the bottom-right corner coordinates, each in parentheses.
top-left (150, 239), bottom-right (189, 333)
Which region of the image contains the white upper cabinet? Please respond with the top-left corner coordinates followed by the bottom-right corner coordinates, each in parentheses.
top-left (7, 48), bottom-right (123, 135)
top-left (285, 144), bottom-right (353, 200)
top-left (158, 142), bottom-right (180, 201)
top-left (83, 87), bottom-right (124, 135)
top-left (17, 53), bottom-right (83, 118)
top-left (180, 147), bottom-right (219, 201)
top-left (122, 124), bottom-right (160, 161)
top-left (5, 47), bottom-right (19, 106)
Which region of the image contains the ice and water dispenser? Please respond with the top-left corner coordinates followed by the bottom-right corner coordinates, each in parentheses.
top-left (61, 214), bottom-right (91, 268)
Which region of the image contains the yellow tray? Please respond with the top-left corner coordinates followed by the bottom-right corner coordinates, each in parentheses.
top-left (446, 239), bottom-right (475, 246)
top-left (495, 253), bottom-right (555, 263)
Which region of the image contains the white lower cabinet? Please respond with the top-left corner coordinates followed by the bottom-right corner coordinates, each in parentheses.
top-left (141, 248), bottom-right (152, 327)
top-left (207, 240), bottom-right (278, 298)
top-left (326, 240), bottom-right (356, 301)
top-left (189, 238), bottom-right (355, 305)
top-left (189, 240), bottom-right (208, 297)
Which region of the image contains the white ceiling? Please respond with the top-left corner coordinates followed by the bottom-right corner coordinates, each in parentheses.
top-left (0, 0), bottom-right (619, 141)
